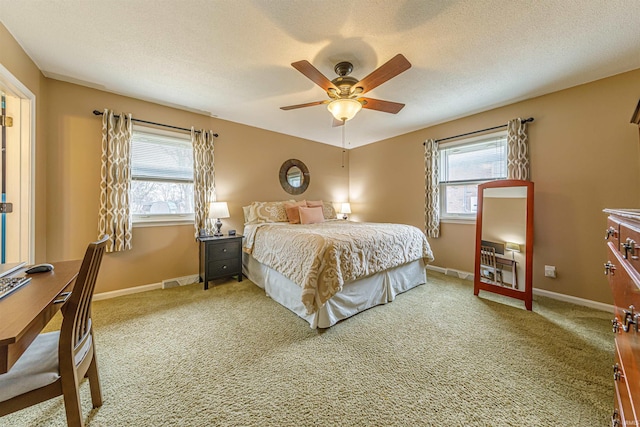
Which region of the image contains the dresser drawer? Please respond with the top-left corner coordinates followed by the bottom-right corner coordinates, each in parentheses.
top-left (206, 258), bottom-right (240, 279)
top-left (614, 343), bottom-right (638, 426)
top-left (607, 218), bottom-right (621, 252)
top-left (607, 243), bottom-right (640, 308)
top-left (619, 222), bottom-right (640, 275)
top-left (206, 240), bottom-right (241, 260)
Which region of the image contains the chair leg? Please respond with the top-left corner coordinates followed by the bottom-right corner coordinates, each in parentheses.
top-left (86, 354), bottom-right (103, 408)
top-left (61, 374), bottom-right (84, 427)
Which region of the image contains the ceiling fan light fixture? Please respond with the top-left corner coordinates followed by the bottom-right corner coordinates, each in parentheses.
top-left (327, 98), bottom-right (362, 122)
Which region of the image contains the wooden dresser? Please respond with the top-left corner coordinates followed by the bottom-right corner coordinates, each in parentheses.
top-left (605, 209), bottom-right (640, 426)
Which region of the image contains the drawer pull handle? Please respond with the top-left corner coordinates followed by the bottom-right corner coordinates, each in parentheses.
top-left (605, 226), bottom-right (618, 240)
top-left (54, 292), bottom-right (72, 304)
top-left (222, 265), bottom-right (227, 269)
top-left (222, 248), bottom-right (227, 253)
top-left (622, 305), bottom-right (639, 333)
top-left (622, 238), bottom-right (638, 260)
top-left (604, 261), bottom-right (616, 276)
top-left (612, 409), bottom-right (620, 427)
top-left (613, 363), bottom-right (621, 381)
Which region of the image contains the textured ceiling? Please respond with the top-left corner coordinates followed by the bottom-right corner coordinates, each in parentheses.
top-left (1, 0), bottom-right (640, 148)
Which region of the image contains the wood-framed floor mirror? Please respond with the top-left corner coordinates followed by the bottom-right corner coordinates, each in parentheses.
top-left (474, 179), bottom-right (534, 310)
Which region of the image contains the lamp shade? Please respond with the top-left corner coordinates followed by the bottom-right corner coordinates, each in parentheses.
top-left (209, 202), bottom-right (230, 219)
top-left (340, 203), bottom-right (352, 214)
top-left (505, 242), bottom-right (521, 252)
top-left (327, 99), bottom-right (362, 122)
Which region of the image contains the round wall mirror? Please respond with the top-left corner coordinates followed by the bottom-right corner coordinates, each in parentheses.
top-left (279, 159), bottom-right (310, 195)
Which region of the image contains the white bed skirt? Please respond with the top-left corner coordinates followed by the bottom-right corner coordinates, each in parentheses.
top-left (243, 253), bottom-right (427, 329)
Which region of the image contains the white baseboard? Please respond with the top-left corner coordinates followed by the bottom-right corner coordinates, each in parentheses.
top-left (93, 273), bottom-right (199, 301)
top-left (426, 265), bottom-right (614, 313)
top-left (94, 282), bottom-right (161, 301)
top-left (532, 288), bottom-right (614, 313)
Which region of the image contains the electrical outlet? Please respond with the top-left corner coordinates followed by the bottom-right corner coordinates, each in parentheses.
top-left (544, 265), bottom-right (557, 278)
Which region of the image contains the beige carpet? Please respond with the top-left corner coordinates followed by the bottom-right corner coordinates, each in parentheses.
top-left (1, 272), bottom-right (613, 426)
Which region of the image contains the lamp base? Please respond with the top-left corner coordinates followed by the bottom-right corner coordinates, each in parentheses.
top-left (213, 218), bottom-right (223, 237)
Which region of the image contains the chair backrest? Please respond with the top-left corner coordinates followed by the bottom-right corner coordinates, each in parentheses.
top-left (59, 235), bottom-right (109, 368)
top-left (480, 245), bottom-right (497, 268)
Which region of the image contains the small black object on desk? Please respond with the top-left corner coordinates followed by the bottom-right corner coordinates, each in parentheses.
top-left (198, 235), bottom-right (243, 290)
top-left (25, 263), bottom-right (55, 274)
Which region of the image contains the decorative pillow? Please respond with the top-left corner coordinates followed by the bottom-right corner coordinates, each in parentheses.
top-left (284, 200), bottom-right (307, 224)
top-left (298, 206), bottom-right (324, 225)
top-left (242, 205), bottom-right (251, 224)
top-left (246, 201), bottom-right (290, 223)
top-left (307, 200), bottom-right (337, 220)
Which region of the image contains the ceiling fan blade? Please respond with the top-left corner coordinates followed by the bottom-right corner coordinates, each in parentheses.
top-left (280, 100), bottom-right (329, 111)
top-left (355, 54), bottom-right (411, 94)
top-left (358, 97), bottom-right (405, 114)
top-left (291, 60), bottom-right (338, 92)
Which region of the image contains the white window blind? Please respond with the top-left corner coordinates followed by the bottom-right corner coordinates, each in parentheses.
top-left (130, 129), bottom-right (195, 223)
top-left (439, 133), bottom-right (507, 219)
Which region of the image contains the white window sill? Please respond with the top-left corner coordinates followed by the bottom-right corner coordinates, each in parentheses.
top-left (133, 217), bottom-right (194, 228)
top-left (440, 217), bottom-right (476, 225)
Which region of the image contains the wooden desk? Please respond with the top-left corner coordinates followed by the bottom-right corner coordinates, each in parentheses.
top-left (496, 256), bottom-right (518, 289)
top-left (0, 260), bottom-right (80, 374)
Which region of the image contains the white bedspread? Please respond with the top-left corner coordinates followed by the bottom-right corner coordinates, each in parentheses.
top-left (243, 221), bottom-right (434, 314)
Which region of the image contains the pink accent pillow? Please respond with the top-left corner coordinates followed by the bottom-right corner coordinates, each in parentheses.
top-left (306, 200), bottom-right (323, 208)
top-left (298, 206), bottom-right (324, 224)
top-left (284, 200), bottom-right (307, 224)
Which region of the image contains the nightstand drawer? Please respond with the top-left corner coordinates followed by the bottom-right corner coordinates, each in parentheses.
top-left (207, 258), bottom-right (240, 278)
top-left (206, 241), bottom-right (241, 260)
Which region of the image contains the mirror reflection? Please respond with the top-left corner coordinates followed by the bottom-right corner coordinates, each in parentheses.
top-left (480, 187), bottom-right (527, 289)
top-left (287, 166), bottom-right (303, 188)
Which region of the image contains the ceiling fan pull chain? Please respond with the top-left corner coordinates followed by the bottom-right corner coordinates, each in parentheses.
top-left (342, 120), bottom-right (346, 168)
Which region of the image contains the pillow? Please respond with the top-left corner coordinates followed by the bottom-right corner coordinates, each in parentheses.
top-left (298, 206), bottom-right (324, 225)
top-left (242, 205), bottom-right (251, 224)
top-left (307, 200), bottom-right (337, 220)
top-left (246, 201), bottom-right (291, 224)
top-left (284, 200), bottom-right (307, 224)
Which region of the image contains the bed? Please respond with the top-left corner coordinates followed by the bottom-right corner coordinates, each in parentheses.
top-left (241, 201), bottom-right (434, 328)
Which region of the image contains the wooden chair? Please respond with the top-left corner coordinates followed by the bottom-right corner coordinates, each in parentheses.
top-left (480, 245), bottom-right (503, 285)
top-left (0, 235), bottom-right (109, 426)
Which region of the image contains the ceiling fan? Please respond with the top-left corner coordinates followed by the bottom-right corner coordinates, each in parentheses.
top-left (280, 54), bottom-right (411, 123)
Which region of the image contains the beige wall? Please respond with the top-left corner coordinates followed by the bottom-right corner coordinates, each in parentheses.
top-left (44, 80), bottom-right (348, 293)
top-left (350, 68), bottom-right (640, 304)
top-left (2, 22), bottom-right (348, 294)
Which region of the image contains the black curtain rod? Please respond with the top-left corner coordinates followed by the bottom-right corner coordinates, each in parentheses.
top-left (92, 110), bottom-right (218, 137)
top-left (423, 117), bottom-right (534, 145)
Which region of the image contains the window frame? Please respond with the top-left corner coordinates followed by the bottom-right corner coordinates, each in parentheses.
top-left (439, 131), bottom-right (508, 223)
top-left (130, 125), bottom-right (195, 227)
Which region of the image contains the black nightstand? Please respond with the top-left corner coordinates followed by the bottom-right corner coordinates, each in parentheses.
top-left (198, 235), bottom-right (243, 290)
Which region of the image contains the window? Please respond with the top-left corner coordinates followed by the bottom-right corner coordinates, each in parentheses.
top-left (439, 132), bottom-right (507, 220)
top-left (130, 127), bottom-right (194, 224)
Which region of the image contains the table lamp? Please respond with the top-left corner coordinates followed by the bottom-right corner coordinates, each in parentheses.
top-left (209, 202), bottom-right (230, 237)
top-left (340, 203), bottom-right (351, 220)
top-left (505, 242), bottom-right (520, 260)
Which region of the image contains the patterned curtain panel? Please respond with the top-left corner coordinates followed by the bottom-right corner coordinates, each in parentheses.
top-left (424, 138), bottom-right (440, 238)
top-left (98, 110), bottom-right (133, 253)
top-left (507, 118), bottom-right (530, 180)
top-left (192, 128), bottom-right (217, 238)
